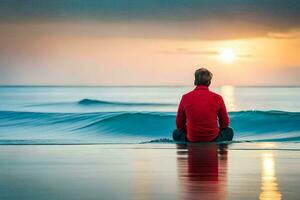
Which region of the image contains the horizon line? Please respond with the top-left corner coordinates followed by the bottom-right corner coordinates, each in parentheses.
top-left (0, 84), bottom-right (299, 88)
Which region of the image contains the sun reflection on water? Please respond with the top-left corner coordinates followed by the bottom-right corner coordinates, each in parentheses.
top-left (259, 153), bottom-right (282, 200)
top-left (220, 85), bottom-right (236, 111)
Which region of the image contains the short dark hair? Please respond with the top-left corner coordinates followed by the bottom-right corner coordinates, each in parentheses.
top-left (194, 68), bottom-right (213, 86)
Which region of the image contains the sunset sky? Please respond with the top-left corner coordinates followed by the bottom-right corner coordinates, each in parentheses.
top-left (0, 0), bottom-right (300, 86)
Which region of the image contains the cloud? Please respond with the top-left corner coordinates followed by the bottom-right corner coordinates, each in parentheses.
top-left (0, 0), bottom-right (300, 40)
top-left (160, 48), bottom-right (218, 55)
top-left (268, 29), bottom-right (300, 39)
top-left (160, 48), bottom-right (254, 58)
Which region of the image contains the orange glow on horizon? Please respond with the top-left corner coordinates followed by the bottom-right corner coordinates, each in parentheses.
top-left (0, 23), bottom-right (299, 86)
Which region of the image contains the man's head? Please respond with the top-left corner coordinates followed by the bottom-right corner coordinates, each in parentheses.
top-left (194, 68), bottom-right (213, 87)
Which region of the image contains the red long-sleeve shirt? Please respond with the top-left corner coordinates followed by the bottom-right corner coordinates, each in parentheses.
top-left (176, 85), bottom-right (230, 142)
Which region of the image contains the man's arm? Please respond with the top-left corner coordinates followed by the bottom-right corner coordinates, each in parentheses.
top-left (218, 96), bottom-right (230, 128)
top-left (176, 96), bottom-right (186, 132)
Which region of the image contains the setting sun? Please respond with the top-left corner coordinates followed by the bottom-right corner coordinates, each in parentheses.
top-left (219, 49), bottom-right (236, 63)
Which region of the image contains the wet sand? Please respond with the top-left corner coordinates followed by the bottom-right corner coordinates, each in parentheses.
top-left (0, 143), bottom-right (299, 200)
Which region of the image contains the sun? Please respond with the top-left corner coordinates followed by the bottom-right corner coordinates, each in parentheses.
top-left (219, 49), bottom-right (236, 63)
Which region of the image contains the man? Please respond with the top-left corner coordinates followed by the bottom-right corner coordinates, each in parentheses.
top-left (173, 68), bottom-right (234, 142)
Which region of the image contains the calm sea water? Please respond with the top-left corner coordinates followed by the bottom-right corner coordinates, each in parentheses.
top-left (0, 86), bottom-right (299, 144)
top-left (0, 86), bottom-right (299, 112)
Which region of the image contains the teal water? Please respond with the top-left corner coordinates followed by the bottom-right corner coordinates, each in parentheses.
top-left (0, 86), bottom-right (299, 144)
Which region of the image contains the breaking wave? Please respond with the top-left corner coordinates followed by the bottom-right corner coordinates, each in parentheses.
top-left (0, 110), bottom-right (299, 144)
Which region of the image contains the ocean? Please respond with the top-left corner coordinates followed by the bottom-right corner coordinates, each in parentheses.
top-left (0, 86), bottom-right (299, 144)
top-left (1, 86), bottom-right (300, 200)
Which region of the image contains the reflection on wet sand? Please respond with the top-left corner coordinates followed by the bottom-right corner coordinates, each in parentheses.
top-left (177, 143), bottom-right (228, 200)
top-left (259, 153), bottom-right (282, 200)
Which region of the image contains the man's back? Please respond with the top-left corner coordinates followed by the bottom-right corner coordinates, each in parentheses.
top-left (176, 85), bottom-right (229, 142)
